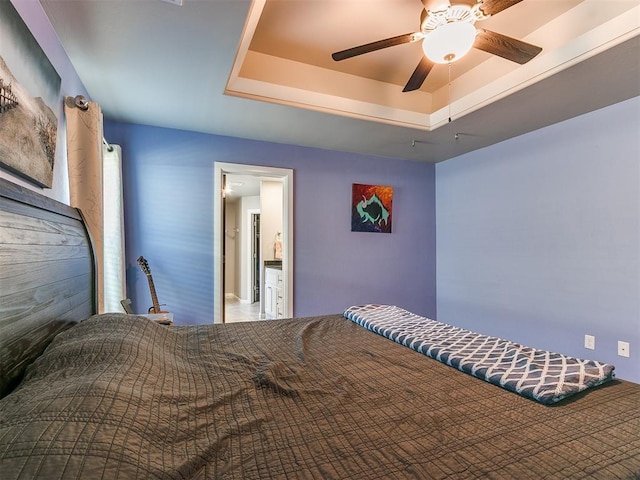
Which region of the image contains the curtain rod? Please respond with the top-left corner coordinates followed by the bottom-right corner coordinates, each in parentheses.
top-left (72, 96), bottom-right (113, 153)
top-left (102, 137), bottom-right (114, 152)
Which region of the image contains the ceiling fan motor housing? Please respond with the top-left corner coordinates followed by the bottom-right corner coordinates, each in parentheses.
top-left (421, 4), bottom-right (486, 63)
top-left (421, 4), bottom-right (486, 32)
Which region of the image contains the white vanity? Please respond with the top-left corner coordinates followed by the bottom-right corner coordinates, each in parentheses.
top-left (264, 262), bottom-right (283, 319)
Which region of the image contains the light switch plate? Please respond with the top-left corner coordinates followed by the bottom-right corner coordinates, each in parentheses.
top-left (584, 334), bottom-right (595, 350)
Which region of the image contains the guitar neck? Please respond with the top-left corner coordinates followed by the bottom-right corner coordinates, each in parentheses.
top-left (146, 274), bottom-right (161, 314)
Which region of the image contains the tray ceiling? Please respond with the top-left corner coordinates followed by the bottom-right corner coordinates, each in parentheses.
top-left (39, 0), bottom-right (640, 162)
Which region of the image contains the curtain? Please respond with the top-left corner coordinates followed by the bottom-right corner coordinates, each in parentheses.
top-left (102, 144), bottom-right (126, 312)
top-left (64, 97), bottom-right (126, 313)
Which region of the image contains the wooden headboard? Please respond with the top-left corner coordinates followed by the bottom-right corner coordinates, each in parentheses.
top-left (0, 177), bottom-right (96, 397)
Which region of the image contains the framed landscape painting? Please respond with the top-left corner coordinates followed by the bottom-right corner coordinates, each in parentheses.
top-left (0, 1), bottom-right (60, 188)
top-left (351, 183), bottom-right (393, 234)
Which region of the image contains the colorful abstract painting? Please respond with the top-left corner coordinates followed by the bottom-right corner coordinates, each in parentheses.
top-left (351, 183), bottom-right (393, 233)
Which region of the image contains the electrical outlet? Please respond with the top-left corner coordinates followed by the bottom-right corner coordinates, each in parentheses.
top-left (618, 341), bottom-right (630, 358)
top-left (584, 334), bottom-right (595, 350)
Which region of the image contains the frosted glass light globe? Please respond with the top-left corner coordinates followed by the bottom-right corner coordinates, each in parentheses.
top-left (422, 22), bottom-right (477, 64)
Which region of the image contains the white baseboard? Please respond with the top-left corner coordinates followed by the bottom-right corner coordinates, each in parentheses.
top-left (226, 293), bottom-right (254, 305)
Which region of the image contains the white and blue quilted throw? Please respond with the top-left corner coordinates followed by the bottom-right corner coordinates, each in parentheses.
top-left (344, 304), bottom-right (615, 405)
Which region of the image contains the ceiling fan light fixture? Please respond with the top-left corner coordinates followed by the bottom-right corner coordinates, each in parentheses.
top-left (422, 22), bottom-right (477, 64)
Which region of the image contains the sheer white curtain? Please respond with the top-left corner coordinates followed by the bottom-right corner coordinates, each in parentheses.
top-left (64, 96), bottom-right (126, 313)
top-left (102, 144), bottom-right (126, 312)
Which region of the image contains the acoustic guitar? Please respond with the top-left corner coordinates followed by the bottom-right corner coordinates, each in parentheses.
top-left (136, 256), bottom-right (168, 315)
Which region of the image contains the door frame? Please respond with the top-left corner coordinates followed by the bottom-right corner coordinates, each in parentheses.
top-left (250, 212), bottom-right (260, 304)
top-left (213, 162), bottom-right (293, 324)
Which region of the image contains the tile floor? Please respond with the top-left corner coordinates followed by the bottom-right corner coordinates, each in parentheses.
top-left (225, 295), bottom-right (261, 323)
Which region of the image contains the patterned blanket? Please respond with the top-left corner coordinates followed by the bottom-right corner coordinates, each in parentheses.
top-left (344, 304), bottom-right (615, 404)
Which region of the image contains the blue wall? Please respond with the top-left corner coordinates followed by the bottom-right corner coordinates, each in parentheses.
top-left (436, 97), bottom-right (640, 383)
top-left (104, 121), bottom-right (437, 325)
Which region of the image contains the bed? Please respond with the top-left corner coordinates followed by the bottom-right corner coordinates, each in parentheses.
top-left (1, 177), bottom-right (639, 479)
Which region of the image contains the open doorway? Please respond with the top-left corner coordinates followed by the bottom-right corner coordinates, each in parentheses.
top-left (213, 163), bottom-right (293, 324)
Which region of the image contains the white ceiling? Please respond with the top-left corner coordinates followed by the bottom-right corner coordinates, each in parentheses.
top-left (224, 174), bottom-right (262, 201)
top-left (39, 0), bottom-right (640, 163)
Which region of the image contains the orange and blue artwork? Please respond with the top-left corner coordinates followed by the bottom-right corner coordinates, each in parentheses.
top-left (351, 183), bottom-right (393, 233)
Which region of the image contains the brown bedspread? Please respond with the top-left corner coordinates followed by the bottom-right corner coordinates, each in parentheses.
top-left (0, 314), bottom-right (638, 479)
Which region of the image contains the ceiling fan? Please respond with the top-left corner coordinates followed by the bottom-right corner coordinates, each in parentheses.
top-left (331, 0), bottom-right (542, 92)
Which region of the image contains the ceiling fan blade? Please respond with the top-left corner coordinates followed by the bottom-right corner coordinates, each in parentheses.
top-left (403, 57), bottom-right (435, 92)
top-left (332, 33), bottom-right (419, 61)
top-left (478, 0), bottom-right (522, 16)
top-left (420, 9), bottom-right (428, 28)
top-left (474, 29), bottom-right (542, 64)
